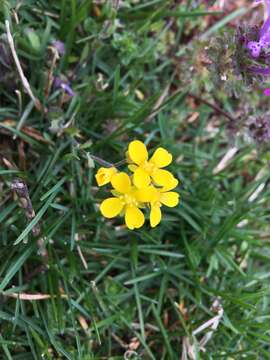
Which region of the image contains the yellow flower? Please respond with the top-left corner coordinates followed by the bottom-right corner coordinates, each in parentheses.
top-left (136, 177), bottom-right (179, 228)
top-left (127, 140), bottom-right (176, 188)
top-left (95, 167), bottom-right (117, 186)
top-left (100, 172), bottom-right (152, 230)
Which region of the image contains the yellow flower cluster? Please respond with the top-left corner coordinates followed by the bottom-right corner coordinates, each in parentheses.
top-left (95, 140), bottom-right (179, 230)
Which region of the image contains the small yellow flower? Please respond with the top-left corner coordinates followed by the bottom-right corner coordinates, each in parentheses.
top-left (127, 140), bottom-right (176, 188)
top-left (95, 167), bottom-right (117, 186)
top-left (136, 177), bottom-right (179, 228)
top-left (100, 172), bottom-right (152, 230)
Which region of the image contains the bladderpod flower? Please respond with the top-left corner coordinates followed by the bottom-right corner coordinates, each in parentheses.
top-left (136, 177), bottom-right (179, 228)
top-left (100, 172), bottom-right (154, 230)
top-left (95, 167), bottom-right (117, 186)
top-left (127, 140), bottom-right (176, 189)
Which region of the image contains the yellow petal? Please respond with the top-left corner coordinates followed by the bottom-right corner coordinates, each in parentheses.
top-left (128, 140), bottom-right (148, 165)
top-left (111, 172), bottom-right (131, 193)
top-left (150, 147), bottom-right (172, 168)
top-left (125, 205), bottom-right (145, 230)
top-left (100, 197), bottom-right (124, 218)
top-left (150, 204), bottom-right (162, 228)
top-left (135, 186), bottom-right (158, 202)
top-left (95, 167), bottom-right (117, 186)
top-left (161, 177), bottom-right (179, 192)
top-left (152, 169), bottom-right (174, 187)
top-left (133, 168), bottom-right (151, 189)
top-left (160, 192), bottom-right (179, 207)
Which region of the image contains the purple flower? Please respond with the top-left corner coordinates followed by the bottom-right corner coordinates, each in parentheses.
top-left (53, 77), bottom-right (75, 97)
top-left (263, 88), bottom-right (270, 95)
top-left (247, 41), bottom-right (263, 58)
top-left (247, 0), bottom-right (270, 58)
top-left (249, 66), bottom-right (270, 75)
top-left (52, 40), bottom-right (65, 56)
top-left (242, 1), bottom-right (270, 95)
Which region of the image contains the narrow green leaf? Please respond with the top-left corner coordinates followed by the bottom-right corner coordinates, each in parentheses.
top-left (0, 244), bottom-right (35, 291)
top-left (14, 192), bottom-right (59, 245)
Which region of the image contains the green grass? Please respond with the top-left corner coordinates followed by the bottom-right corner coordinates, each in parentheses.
top-left (1, 0), bottom-right (270, 359)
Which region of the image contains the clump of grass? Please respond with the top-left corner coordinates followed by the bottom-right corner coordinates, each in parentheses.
top-left (0, 1), bottom-right (270, 359)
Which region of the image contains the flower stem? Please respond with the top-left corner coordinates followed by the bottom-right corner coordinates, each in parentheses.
top-left (91, 155), bottom-right (126, 168)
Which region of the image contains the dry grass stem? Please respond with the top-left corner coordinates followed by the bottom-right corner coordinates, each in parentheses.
top-left (5, 20), bottom-right (42, 111)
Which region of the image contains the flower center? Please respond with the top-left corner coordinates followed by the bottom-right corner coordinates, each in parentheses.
top-left (100, 174), bottom-right (106, 182)
top-left (119, 193), bottom-right (138, 206)
top-left (142, 160), bottom-right (155, 174)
